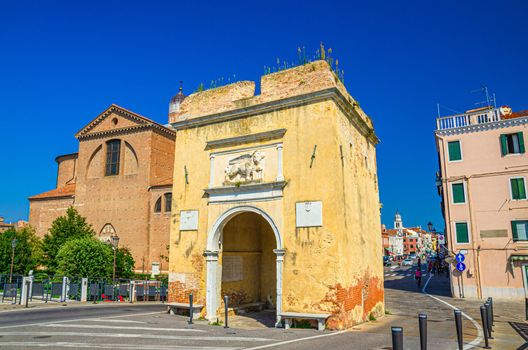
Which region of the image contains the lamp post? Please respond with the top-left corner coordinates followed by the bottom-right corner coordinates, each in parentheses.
top-left (111, 235), bottom-right (120, 283)
top-left (9, 238), bottom-right (17, 283)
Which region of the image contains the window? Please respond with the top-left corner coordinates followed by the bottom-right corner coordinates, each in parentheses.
top-left (452, 183), bottom-right (465, 204)
top-left (500, 132), bottom-right (525, 155)
top-left (511, 178), bottom-right (527, 200)
top-left (105, 140), bottom-right (121, 176)
top-left (164, 193), bottom-right (172, 212)
top-left (448, 141), bottom-right (462, 161)
top-left (154, 197), bottom-right (162, 213)
top-left (512, 220), bottom-right (528, 241)
top-left (455, 222), bottom-right (469, 244)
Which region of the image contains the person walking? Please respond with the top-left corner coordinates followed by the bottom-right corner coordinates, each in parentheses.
top-left (415, 267), bottom-right (422, 288)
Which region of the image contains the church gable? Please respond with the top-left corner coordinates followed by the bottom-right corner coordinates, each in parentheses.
top-left (75, 104), bottom-right (175, 140)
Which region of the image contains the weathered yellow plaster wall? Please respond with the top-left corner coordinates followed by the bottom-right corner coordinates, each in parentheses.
top-left (168, 60), bottom-right (383, 329)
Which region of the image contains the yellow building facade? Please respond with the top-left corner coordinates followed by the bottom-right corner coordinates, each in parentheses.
top-left (168, 60), bottom-right (384, 329)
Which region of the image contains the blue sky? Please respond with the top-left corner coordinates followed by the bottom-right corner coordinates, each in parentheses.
top-left (1, 0), bottom-right (527, 230)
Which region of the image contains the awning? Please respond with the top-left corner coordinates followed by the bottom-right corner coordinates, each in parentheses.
top-left (510, 255), bottom-right (528, 277)
top-left (510, 255), bottom-right (528, 261)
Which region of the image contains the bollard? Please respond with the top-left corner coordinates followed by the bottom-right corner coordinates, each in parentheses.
top-left (80, 278), bottom-right (88, 302)
top-left (480, 305), bottom-right (491, 349)
top-left (224, 295), bottom-right (229, 329)
top-left (419, 313), bottom-right (427, 350)
top-left (188, 293), bottom-right (194, 325)
top-left (391, 326), bottom-right (403, 350)
top-left (25, 280), bottom-right (30, 308)
top-left (488, 297), bottom-right (494, 326)
top-left (454, 310), bottom-right (463, 350)
top-left (485, 302), bottom-right (493, 339)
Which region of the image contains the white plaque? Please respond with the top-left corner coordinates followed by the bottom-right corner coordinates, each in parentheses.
top-left (296, 201), bottom-right (323, 227)
top-left (180, 210), bottom-right (198, 230)
top-left (151, 262), bottom-right (160, 276)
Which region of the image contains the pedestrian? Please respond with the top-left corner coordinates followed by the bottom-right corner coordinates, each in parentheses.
top-left (428, 261), bottom-right (433, 275)
top-left (415, 267), bottom-right (422, 288)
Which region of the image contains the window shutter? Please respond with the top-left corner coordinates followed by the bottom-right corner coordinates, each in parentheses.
top-left (452, 183), bottom-right (465, 203)
top-left (511, 178), bottom-right (520, 199)
top-left (500, 134), bottom-right (508, 155)
top-left (456, 223), bottom-right (469, 243)
top-left (518, 132), bottom-right (525, 154)
top-left (448, 141), bottom-right (462, 161)
top-left (519, 179), bottom-right (527, 199)
top-left (512, 221), bottom-right (519, 240)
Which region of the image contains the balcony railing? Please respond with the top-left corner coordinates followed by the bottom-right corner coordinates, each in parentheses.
top-left (436, 108), bottom-right (502, 130)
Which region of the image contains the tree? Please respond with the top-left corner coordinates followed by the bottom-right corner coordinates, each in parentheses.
top-left (55, 237), bottom-right (113, 278)
top-left (115, 247), bottom-right (135, 278)
top-left (42, 207), bottom-right (95, 272)
top-left (0, 226), bottom-right (42, 275)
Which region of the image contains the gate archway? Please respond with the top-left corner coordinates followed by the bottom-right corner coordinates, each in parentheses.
top-left (205, 206), bottom-right (285, 326)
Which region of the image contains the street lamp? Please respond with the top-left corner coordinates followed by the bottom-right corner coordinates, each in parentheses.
top-left (111, 235), bottom-right (120, 283)
top-left (9, 238), bottom-right (17, 283)
top-left (427, 222), bottom-right (433, 232)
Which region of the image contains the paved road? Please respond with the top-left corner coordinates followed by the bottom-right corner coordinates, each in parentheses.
top-left (0, 303), bottom-right (166, 328)
top-left (0, 265), bottom-right (523, 349)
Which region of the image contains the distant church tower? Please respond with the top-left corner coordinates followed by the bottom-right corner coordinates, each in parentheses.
top-left (394, 210), bottom-right (403, 229)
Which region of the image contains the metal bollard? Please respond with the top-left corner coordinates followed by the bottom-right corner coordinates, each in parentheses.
top-left (188, 293), bottom-right (194, 325)
top-left (454, 310), bottom-right (463, 350)
top-left (488, 297), bottom-right (494, 326)
top-left (391, 326), bottom-right (403, 350)
top-left (485, 302), bottom-right (493, 339)
top-left (224, 295), bottom-right (229, 329)
top-left (419, 313), bottom-right (427, 350)
top-left (25, 280), bottom-right (30, 308)
top-left (480, 305), bottom-right (491, 349)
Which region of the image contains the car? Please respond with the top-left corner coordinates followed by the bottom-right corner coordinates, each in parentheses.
top-left (402, 258), bottom-right (413, 266)
top-left (409, 254), bottom-right (417, 259)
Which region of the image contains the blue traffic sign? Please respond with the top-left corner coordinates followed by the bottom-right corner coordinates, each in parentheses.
top-left (456, 262), bottom-right (466, 272)
top-left (455, 253), bottom-right (465, 263)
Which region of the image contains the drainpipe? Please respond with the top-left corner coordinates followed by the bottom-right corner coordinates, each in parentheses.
top-left (466, 176), bottom-right (483, 299)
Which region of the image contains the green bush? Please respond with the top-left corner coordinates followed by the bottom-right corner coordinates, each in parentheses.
top-left (115, 247), bottom-right (135, 278)
top-left (0, 226), bottom-right (42, 275)
top-left (56, 237), bottom-right (112, 278)
top-left (43, 207), bottom-right (95, 273)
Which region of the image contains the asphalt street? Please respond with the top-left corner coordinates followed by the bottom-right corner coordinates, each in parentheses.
top-left (0, 263), bottom-right (522, 349)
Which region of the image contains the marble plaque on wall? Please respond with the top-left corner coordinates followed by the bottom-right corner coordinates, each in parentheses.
top-left (180, 210), bottom-right (198, 231)
top-left (296, 201), bottom-right (323, 227)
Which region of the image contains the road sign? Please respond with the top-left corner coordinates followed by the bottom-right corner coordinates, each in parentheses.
top-left (438, 234), bottom-right (445, 244)
top-left (455, 253), bottom-right (465, 263)
top-left (456, 262), bottom-right (466, 272)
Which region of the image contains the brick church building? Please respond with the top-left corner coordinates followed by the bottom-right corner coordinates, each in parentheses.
top-left (29, 88), bottom-right (186, 274)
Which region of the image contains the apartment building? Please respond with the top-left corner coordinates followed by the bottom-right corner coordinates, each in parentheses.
top-left (435, 105), bottom-right (528, 299)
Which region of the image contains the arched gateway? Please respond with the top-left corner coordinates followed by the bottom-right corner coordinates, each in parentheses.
top-left (168, 61), bottom-right (384, 330)
top-left (204, 206), bottom-right (285, 326)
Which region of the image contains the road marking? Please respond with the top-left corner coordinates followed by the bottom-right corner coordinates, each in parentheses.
top-left (422, 275), bottom-right (483, 350)
top-left (0, 341), bottom-right (242, 349)
top-left (391, 274), bottom-right (397, 276)
top-left (0, 310), bottom-right (164, 330)
top-left (243, 330), bottom-right (349, 349)
top-left (405, 274), bottom-right (411, 276)
top-left (83, 318), bottom-right (146, 324)
top-left (0, 331), bottom-right (272, 342)
top-left (390, 265), bottom-right (398, 270)
top-left (42, 323), bottom-right (206, 332)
